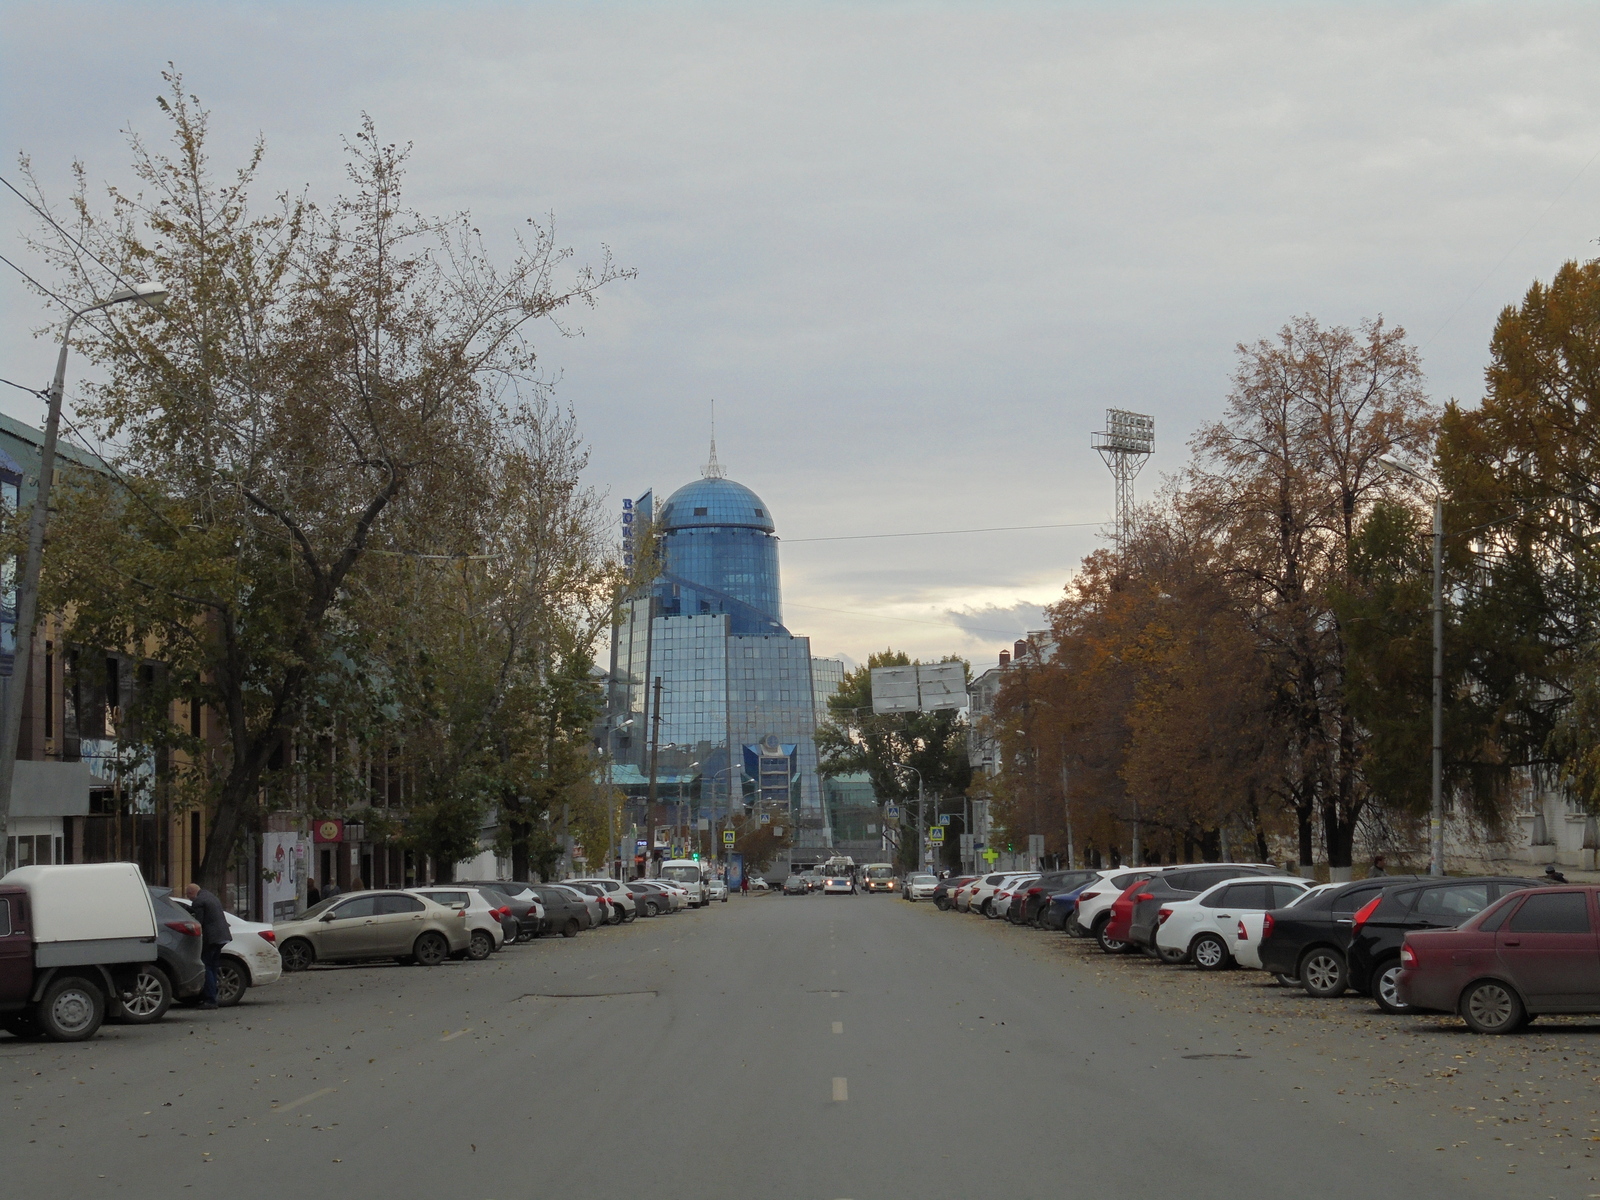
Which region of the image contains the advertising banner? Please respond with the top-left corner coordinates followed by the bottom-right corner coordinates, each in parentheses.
top-left (263, 832), bottom-right (302, 921)
top-left (727, 853), bottom-right (744, 890)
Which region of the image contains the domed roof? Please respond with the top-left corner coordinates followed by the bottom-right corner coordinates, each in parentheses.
top-left (657, 476), bottom-right (776, 533)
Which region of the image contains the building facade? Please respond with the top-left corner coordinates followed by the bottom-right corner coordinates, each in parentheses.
top-left (608, 453), bottom-right (845, 861)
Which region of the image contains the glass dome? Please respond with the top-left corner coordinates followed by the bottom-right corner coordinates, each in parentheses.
top-left (656, 477), bottom-right (776, 533)
top-left (653, 475), bottom-right (784, 634)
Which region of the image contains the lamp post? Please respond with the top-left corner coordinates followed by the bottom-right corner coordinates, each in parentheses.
top-left (1377, 454), bottom-right (1444, 878)
top-left (896, 763), bottom-right (926, 872)
top-left (0, 281), bottom-right (169, 849)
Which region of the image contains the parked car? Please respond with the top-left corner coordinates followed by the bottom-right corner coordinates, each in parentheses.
top-left (988, 874), bottom-right (1037, 920)
top-left (1077, 868), bottom-right (1165, 948)
top-left (1153, 876), bottom-right (1311, 969)
top-left (569, 878), bottom-right (641, 921)
top-left (1015, 870), bottom-right (1101, 926)
top-left (746, 877), bottom-right (770, 892)
top-left (462, 883), bottom-right (542, 941)
top-left (523, 884), bottom-right (596, 933)
top-left (563, 881), bottom-right (623, 925)
top-left (628, 881), bottom-right (676, 916)
top-left (171, 894), bottom-right (283, 1005)
top-left (964, 872), bottom-right (1030, 917)
top-left (904, 873), bottom-right (939, 902)
top-left (932, 876), bottom-right (974, 910)
top-left (275, 890), bottom-right (471, 970)
top-left (1346, 875), bottom-right (1541, 1013)
top-left (0, 863), bottom-right (165, 1042)
top-left (408, 887), bottom-right (506, 959)
top-left (1231, 883), bottom-right (1339, 973)
top-left (1399, 885), bottom-right (1600, 1033)
top-left (107, 887), bottom-right (208, 1024)
top-left (1124, 864), bottom-right (1281, 959)
top-left (782, 875), bottom-right (810, 896)
top-left (707, 879), bottom-right (729, 902)
top-left (1042, 869), bottom-right (1134, 933)
top-left (1254, 875), bottom-right (1426, 993)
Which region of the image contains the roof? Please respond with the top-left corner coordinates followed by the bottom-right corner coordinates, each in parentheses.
top-left (656, 476), bottom-right (775, 534)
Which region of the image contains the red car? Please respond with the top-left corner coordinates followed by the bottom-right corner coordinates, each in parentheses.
top-left (1100, 877), bottom-right (1159, 951)
top-left (1397, 885), bottom-right (1600, 1033)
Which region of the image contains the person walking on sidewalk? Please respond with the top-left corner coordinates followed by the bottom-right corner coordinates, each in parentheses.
top-left (184, 882), bottom-right (232, 1009)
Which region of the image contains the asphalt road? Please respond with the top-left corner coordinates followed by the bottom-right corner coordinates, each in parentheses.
top-left (2, 892), bottom-right (1588, 1199)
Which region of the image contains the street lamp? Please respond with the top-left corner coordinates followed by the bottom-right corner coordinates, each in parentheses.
top-left (1377, 453), bottom-right (1444, 878)
top-left (0, 281), bottom-right (170, 846)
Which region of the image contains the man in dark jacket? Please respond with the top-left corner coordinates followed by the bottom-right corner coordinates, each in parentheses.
top-left (184, 883), bottom-right (232, 1009)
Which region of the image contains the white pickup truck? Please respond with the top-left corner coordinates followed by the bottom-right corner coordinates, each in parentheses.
top-left (0, 862), bottom-right (163, 1041)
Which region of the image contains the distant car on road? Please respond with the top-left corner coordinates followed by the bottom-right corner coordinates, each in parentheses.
top-left (783, 875), bottom-right (810, 896)
top-left (746, 878), bottom-right (770, 892)
top-left (707, 879), bottom-right (729, 902)
top-left (823, 873), bottom-right (857, 895)
top-left (862, 864), bottom-right (897, 893)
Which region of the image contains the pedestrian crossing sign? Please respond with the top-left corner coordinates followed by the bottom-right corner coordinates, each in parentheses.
top-left (723, 830), bottom-right (736, 845)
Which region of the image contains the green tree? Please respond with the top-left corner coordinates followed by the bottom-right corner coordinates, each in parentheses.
top-left (22, 75), bottom-right (628, 888)
top-left (816, 649), bottom-right (971, 870)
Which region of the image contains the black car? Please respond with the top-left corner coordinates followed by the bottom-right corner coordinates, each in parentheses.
top-left (628, 881), bottom-right (675, 916)
top-left (1013, 870), bottom-right (1100, 926)
top-left (462, 881), bottom-right (582, 938)
top-left (1347, 875), bottom-right (1542, 1013)
top-left (1127, 864), bottom-right (1281, 958)
top-left (109, 888), bottom-right (208, 1024)
top-left (1256, 875), bottom-right (1425, 995)
top-left (469, 884), bottom-right (532, 942)
top-left (932, 876), bottom-right (975, 911)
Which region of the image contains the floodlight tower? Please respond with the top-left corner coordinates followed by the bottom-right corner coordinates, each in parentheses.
top-left (1092, 409), bottom-right (1154, 552)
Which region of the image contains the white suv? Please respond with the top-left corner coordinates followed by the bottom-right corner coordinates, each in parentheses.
top-left (964, 872), bottom-right (1032, 917)
top-left (1154, 876), bottom-right (1311, 969)
top-left (1072, 867), bottom-right (1166, 943)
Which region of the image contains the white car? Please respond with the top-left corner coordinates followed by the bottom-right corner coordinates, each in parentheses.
top-left (904, 873), bottom-right (939, 901)
top-left (746, 877), bottom-right (770, 892)
top-left (823, 873), bottom-right (856, 895)
top-left (965, 872), bottom-right (1032, 917)
top-left (1073, 867), bottom-right (1166, 943)
top-left (989, 874), bottom-right (1039, 919)
top-left (1233, 883), bottom-right (1339, 971)
top-left (707, 879), bottom-right (729, 902)
top-left (172, 897), bottom-right (282, 1006)
top-left (1155, 876), bottom-right (1311, 969)
top-left (408, 887), bottom-right (505, 958)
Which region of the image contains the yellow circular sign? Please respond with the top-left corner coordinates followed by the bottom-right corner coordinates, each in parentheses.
top-left (318, 819), bottom-right (341, 842)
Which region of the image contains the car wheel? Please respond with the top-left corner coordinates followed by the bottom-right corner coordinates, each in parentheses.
top-left (38, 975), bottom-right (104, 1042)
top-left (1191, 934), bottom-right (1230, 971)
top-left (111, 964), bottom-right (173, 1024)
top-left (1371, 959), bottom-right (1412, 1014)
top-left (1273, 973), bottom-right (1299, 987)
top-left (979, 899), bottom-right (992, 917)
top-left (216, 958), bottom-right (249, 1007)
top-left (279, 938), bottom-right (315, 972)
top-left (1095, 920), bottom-right (1131, 954)
top-left (412, 932), bottom-right (450, 966)
top-left (935, 898), bottom-right (949, 910)
top-left (1156, 943), bottom-right (1188, 965)
top-left (466, 930), bottom-right (494, 961)
top-left (646, 900), bottom-right (660, 916)
top-left (562, 917), bottom-right (581, 938)
top-left (1298, 948), bottom-right (1347, 998)
top-left (501, 918), bottom-right (521, 942)
top-left (1460, 979), bottom-right (1526, 1034)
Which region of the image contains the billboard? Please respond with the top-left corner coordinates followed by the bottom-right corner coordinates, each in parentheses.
top-left (870, 665), bottom-right (920, 714)
top-left (871, 662), bottom-right (969, 714)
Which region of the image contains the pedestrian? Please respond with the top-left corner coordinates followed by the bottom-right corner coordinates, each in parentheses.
top-left (184, 882), bottom-right (232, 1010)
top-left (349, 876), bottom-right (365, 891)
top-left (1545, 864), bottom-right (1569, 884)
top-left (1370, 854), bottom-right (1387, 876)
top-left (740, 876), bottom-right (749, 895)
top-left (306, 880), bottom-right (321, 907)
top-left (322, 879), bottom-right (342, 900)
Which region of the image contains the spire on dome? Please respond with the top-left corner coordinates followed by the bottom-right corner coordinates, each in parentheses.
top-left (702, 398), bottom-right (725, 479)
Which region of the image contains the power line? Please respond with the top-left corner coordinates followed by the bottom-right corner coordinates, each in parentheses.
top-left (784, 519), bottom-right (1102, 545)
top-left (0, 174), bottom-right (135, 294)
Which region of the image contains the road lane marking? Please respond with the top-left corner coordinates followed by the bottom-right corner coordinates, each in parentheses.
top-left (441, 1029), bottom-right (468, 1042)
top-left (832, 1077), bottom-right (848, 1102)
top-left (274, 1087), bottom-right (336, 1111)
top-left (832, 1021), bottom-right (843, 1034)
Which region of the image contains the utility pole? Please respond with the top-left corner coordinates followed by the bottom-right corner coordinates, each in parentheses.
top-left (646, 676), bottom-right (663, 807)
top-left (1059, 758), bottom-right (1075, 870)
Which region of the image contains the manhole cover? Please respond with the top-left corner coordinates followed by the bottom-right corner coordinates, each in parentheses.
top-left (1182, 1052), bottom-right (1251, 1060)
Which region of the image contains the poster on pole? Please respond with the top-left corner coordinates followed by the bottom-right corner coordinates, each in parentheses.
top-left (263, 832), bottom-right (302, 921)
top-left (727, 853), bottom-right (745, 890)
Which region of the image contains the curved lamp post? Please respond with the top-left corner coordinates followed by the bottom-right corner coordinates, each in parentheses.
top-left (0, 282), bottom-right (170, 849)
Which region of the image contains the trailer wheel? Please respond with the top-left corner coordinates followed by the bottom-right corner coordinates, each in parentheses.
top-left (39, 975), bottom-right (105, 1042)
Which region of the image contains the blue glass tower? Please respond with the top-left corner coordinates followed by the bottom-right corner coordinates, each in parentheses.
top-left (652, 476), bottom-right (785, 635)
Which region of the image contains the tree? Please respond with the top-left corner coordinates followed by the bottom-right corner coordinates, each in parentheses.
top-left (815, 650), bottom-right (972, 869)
top-left (23, 75), bottom-right (629, 888)
top-left (1187, 315), bottom-right (1434, 867)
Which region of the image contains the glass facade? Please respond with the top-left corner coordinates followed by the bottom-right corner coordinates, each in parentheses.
top-left (653, 477), bottom-right (783, 635)
top-left (608, 469), bottom-right (844, 852)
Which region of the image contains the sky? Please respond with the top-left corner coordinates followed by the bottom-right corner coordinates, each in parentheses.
top-left (2, 2), bottom-right (1598, 669)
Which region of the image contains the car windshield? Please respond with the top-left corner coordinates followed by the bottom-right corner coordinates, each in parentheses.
top-left (661, 867), bottom-right (701, 883)
top-left (299, 895), bottom-right (343, 920)
top-left (868, 868), bottom-right (893, 879)
top-left (910, 874), bottom-right (936, 883)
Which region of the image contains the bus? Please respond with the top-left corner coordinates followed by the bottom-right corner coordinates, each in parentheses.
top-left (862, 863), bottom-right (898, 893)
top-left (657, 859), bottom-right (709, 907)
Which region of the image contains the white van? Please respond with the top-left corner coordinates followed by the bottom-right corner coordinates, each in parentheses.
top-left (657, 859), bottom-right (709, 908)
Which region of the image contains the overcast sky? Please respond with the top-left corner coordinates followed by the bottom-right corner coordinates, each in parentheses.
top-left (3, 2), bottom-right (1598, 668)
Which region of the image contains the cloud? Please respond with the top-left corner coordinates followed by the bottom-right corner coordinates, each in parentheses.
top-left (946, 602), bottom-right (1051, 643)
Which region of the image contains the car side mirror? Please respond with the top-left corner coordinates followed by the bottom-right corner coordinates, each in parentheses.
top-left (320, 910), bottom-right (337, 922)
